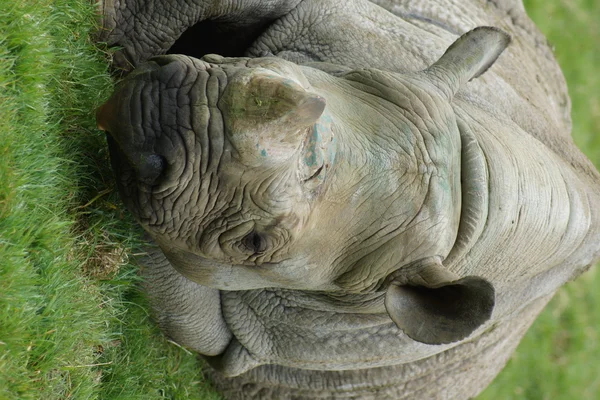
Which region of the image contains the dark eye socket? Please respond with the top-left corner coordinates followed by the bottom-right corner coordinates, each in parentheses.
top-left (241, 231), bottom-right (267, 255)
top-left (136, 153), bottom-right (166, 186)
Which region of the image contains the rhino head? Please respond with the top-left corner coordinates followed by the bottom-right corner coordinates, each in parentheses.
top-left (97, 27), bottom-right (510, 345)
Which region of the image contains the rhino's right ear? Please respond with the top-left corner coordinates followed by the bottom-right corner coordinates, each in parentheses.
top-left (422, 26), bottom-right (511, 100)
top-left (385, 258), bottom-right (495, 345)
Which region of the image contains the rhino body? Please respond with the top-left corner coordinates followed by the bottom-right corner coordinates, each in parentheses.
top-left (97, 0), bottom-right (600, 398)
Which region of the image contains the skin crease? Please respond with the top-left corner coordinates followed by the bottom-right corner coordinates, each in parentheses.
top-left (97, 0), bottom-right (600, 398)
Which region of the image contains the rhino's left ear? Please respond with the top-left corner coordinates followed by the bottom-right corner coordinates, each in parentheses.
top-left (385, 258), bottom-right (495, 345)
top-left (422, 26), bottom-right (511, 100)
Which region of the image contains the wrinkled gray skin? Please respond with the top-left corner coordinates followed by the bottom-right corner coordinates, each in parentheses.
top-left (97, 0), bottom-right (600, 398)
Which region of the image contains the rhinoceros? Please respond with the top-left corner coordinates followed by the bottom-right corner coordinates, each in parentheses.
top-left (96, 0), bottom-right (600, 398)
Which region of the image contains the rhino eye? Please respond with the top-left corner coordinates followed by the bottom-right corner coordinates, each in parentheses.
top-left (241, 231), bottom-right (267, 255)
top-left (136, 153), bottom-right (166, 186)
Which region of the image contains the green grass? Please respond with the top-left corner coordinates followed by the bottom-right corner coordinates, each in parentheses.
top-left (0, 2), bottom-right (107, 398)
top-left (0, 0), bottom-right (598, 399)
top-left (0, 1), bottom-right (213, 398)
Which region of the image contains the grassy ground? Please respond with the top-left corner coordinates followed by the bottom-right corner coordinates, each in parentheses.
top-left (0, 1), bottom-right (211, 398)
top-left (0, 0), bottom-right (598, 399)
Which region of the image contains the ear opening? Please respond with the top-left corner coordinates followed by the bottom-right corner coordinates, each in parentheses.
top-left (385, 272), bottom-right (495, 345)
top-left (423, 26), bottom-right (511, 99)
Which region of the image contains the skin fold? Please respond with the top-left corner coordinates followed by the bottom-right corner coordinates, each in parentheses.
top-left (96, 1), bottom-right (600, 398)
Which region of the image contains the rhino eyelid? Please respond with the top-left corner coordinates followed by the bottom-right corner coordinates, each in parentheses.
top-left (303, 165), bottom-right (324, 182)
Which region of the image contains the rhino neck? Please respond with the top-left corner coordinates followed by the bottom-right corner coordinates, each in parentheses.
top-left (208, 292), bottom-right (553, 399)
top-left (447, 101), bottom-right (599, 311)
top-left (210, 288), bottom-right (459, 377)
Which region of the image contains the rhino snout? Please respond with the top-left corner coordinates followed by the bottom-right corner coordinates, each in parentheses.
top-left (98, 57), bottom-right (221, 173)
top-left (97, 55), bottom-right (226, 221)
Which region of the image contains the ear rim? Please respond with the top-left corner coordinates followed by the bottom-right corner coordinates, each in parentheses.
top-left (385, 265), bottom-right (496, 345)
top-left (422, 26), bottom-right (511, 100)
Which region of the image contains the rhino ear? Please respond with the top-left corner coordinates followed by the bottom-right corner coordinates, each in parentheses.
top-left (220, 69), bottom-right (325, 164)
top-left (385, 259), bottom-right (495, 345)
top-left (423, 26), bottom-right (511, 100)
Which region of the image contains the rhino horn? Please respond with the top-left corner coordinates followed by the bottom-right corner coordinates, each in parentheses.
top-left (385, 258), bottom-right (495, 345)
top-left (423, 26), bottom-right (511, 100)
top-left (220, 69), bottom-right (326, 164)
